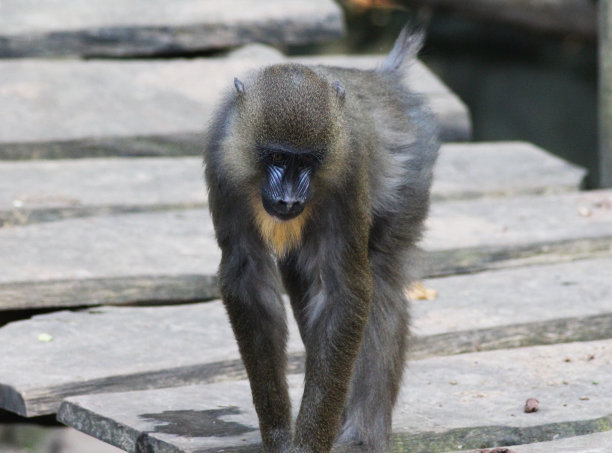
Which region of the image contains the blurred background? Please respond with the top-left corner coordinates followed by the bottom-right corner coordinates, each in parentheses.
top-left (292, 0), bottom-right (598, 187)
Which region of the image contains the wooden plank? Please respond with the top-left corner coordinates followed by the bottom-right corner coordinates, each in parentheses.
top-left (0, 0), bottom-right (343, 58)
top-left (599, 0), bottom-right (612, 188)
top-left (424, 189), bottom-right (612, 276)
top-left (0, 157), bottom-right (205, 227)
top-left (0, 210), bottom-right (219, 309)
top-left (1, 190), bottom-right (612, 310)
top-left (0, 142), bottom-right (585, 227)
top-left (444, 431), bottom-right (612, 452)
top-left (432, 142), bottom-right (585, 201)
top-left (57, 339), bottom-right (612, 452)
top-left (0, 53), bottom-right (468, 160)
top-left (1, 257), bottom-right (610, 417)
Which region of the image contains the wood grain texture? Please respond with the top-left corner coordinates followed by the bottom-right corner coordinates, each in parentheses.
top-left (0, 55), bottom-right (468, 160)
top-left (0, 0), bottom-right (344, 57)
top-left (1, 190), bottom-right (611, 309)
top-left (0, 142), bottom-right (584, 227)
top-left (1, 257), bottom-right (611, 417)
top-left (57, 340), bottom-right (612, 452)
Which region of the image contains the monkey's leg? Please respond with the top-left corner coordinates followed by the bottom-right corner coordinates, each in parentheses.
top-left (218, 246), bottom-right (292, 452)
top-left (336, 254), bottom-right (409, 452)
top-left (288, 255), bottom-right (373, 453)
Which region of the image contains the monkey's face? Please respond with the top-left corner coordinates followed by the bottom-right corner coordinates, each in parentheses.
top-left (259, 145), bottom-right (317, 221)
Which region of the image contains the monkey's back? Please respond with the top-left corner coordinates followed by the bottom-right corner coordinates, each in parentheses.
top-left (311, 64), bottom-right (439, 263)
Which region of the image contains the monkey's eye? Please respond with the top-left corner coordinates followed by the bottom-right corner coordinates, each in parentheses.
top-left (270, 152), bottom-right (285, 164)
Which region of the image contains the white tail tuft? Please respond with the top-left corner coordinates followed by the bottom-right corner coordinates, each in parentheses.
top-left (378, 24), bottom-right (425, 75)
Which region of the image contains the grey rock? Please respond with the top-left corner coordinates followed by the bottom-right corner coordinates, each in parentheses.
top-left (1, 257), bottom-right (611, 418)
top-left (0, 0), bottom-right (344, 58)
top-left (0, 142), bottom-right (584, 226)
top-left (0, 55), bottom-right (468, 160)
top-left (56, 340), bottom-right (612, 452)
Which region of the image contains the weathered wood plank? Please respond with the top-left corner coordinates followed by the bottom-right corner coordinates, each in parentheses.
top-left (57, 340), bottom-right (612, 452)
top-left (1, 190), bottom-right (611, 309)
top-left (424, 189), bottom-right (612, 276)
top-left (1, 257), bottom-right (610, 417)
top-left (0, 54), bottom-right (468, 160)
top-left (0, 210), bottom-right (218, 309)
top-left (0, 157), bottom-right (206, 227)
top-left (0, 0), bottom-right (343, 58)
top-left (432, 142), bottom-right (585, 201)
top-left (0, 142), bottom-right (584, 227)
top-left (444, 430), bottom-right (612, 452)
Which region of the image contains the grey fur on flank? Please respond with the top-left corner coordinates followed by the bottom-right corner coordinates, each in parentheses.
top-left (203, 24), bottom-right (439, 453)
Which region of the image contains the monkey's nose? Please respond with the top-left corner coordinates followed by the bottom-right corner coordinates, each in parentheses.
top-left (272, 198), bottom-right (304, 219)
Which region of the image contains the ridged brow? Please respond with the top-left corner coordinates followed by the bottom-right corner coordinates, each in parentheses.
top-left (266, 165), bottom-right (284, 199)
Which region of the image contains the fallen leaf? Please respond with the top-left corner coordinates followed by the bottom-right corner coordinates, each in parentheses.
top-left (37, 333), bottom-right (53, 342)
top-left (406, 281), bottom-right (438, 300)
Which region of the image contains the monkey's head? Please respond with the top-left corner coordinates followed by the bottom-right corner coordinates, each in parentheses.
top-left (218, 64), bottom-right (349, 253)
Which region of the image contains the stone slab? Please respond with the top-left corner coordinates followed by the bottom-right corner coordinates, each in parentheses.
top-left (0, 55), bottom-right (468, 160)
top-left (0, 0), bottom-right (343, 58)
top-left (1, 190), bottom-right (612, 309)
top-left (1, 258), bottom-right (611, 417)
top-left (57, 340), bottom-right (612, 452)
top-left (0, 142), bottom-right (584, 227)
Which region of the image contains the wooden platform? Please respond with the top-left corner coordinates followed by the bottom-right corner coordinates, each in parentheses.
top-left (1, 257), bottom-right (611, 419)
top-left (56, 340), bottom-right (612, 452)
top-left (1, 3), bottom-right (610, 450)
top-left (0, 142), bottom-right (582, 227)
top-left (0, 143), bottom-right (591, 310)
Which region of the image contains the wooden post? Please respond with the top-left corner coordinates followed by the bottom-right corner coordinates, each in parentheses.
top-left (600, 0), bottom-right (612, 187)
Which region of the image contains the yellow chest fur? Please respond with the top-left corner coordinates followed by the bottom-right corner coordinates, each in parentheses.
top-left (251, 198), bottom-right (310, 256)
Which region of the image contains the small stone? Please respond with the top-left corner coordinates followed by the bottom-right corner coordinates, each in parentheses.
top-left (579, 396), bottom-right (590, 401)
top-left (524, 398), bottom-right (539, 413)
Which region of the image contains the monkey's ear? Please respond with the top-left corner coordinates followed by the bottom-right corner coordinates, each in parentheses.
top-left (234, 77), bottom-right (246, 96)
top-left (333, 80), bottom-right (346, 102)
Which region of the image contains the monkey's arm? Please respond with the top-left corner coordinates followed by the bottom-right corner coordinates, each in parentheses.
top-left (217, 233), bottom-right (292, 451)
top-left (288, 207), bottom-right (373, 453)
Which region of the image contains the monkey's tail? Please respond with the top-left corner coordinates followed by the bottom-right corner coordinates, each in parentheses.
top-left (377, 23), bottom-right (424, 75)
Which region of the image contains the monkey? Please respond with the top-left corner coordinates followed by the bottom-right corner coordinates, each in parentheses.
top-left (204, 25), bottom-right (439, 453)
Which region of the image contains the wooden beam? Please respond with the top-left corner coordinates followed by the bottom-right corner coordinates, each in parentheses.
top-left (599, 0), bottom-right (612, 188)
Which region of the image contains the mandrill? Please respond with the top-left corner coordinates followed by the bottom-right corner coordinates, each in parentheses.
top-left (204, 25), bottom-right (439, 453)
